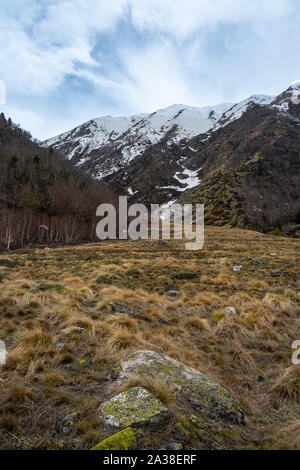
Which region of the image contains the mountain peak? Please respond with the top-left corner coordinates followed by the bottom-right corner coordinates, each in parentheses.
top-left (290, 80), bottom-right (300, 89)
top-left (43, 84), bottom-right (298, 181)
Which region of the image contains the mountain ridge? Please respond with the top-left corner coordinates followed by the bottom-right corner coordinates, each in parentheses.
top-left (43, 93), bottom-right (277, 179)
top-left (43, 83), bottom-right (300, 232)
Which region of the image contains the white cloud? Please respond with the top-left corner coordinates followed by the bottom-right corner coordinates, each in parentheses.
top-left (130, 0), bottom-right (293, 39)
top-left (108, 42), bottom-right (195, 112)
top-left (0, 0), bottom-right (299, 139)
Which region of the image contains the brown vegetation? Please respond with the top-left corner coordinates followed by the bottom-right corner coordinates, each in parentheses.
top-left (0, 227), bottom-right (299, 449)
top-left (0, 113), bottom-right (118, 250)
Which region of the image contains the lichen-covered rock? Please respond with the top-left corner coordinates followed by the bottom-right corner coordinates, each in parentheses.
top-left (60, 411), bottom-right (80, 436)
top-left (116, 351), bottom-right (244, 425)
top-left (91, 427), bottom-right (137, 450)
top-left (99, 387), bottom-right (171, 429)
top-left (78, 358), bottom-right (92, 368)
top-left (63, 359), bottom-right (91, 371)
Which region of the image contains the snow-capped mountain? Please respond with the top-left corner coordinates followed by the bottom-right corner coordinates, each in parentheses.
top-left (43, 93), bottom-right (279, 179)
top-left (43, 83), bottom-right (300, 231)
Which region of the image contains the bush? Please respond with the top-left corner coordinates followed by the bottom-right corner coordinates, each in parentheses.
top-left (274, 219), bottom-right (283, 231)
top-left (274, 227), bottom-right (281, 237)
top-left (243, 216), bottom-right (250, 226)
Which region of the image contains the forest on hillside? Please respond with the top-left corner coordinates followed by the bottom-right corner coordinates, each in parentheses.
top-left (0, 114), bottom-right (118, 250)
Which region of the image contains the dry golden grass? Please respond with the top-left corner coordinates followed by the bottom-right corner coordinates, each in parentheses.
top-left (0, 226), bottom-right (299, 449)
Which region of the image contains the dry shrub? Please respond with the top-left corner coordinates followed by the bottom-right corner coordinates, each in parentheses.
top-left (5, 345), bottom-right (28, 369)
top-left (20, 328), bottom-right (53, 346)
top-left (202, 272), bottom-right (237, 288)
top-left (43, 371), bottom-right (65, 387)
top-left (106, 314), bottom-right (138, 331)
top-left (193, 291), bottom-right (222, 307)
top-left (63, 312), bottom-right (95, 330)
top-left (184, 316), bottom-right (210, 330)
top-left (248, 279), bottom-right (269, 291)
top-left (0, 413), bottom-right (19, 432)
top-left (263, 293), bottom-right (293, 312)
top-left (272, 367), bottom-right (300, 402)
top-left (107, 327), bottom-right (144, 352)
top-left (212, 309), bottom-right (226, 323)
top-left (4, 384), bottom-right (34, 404)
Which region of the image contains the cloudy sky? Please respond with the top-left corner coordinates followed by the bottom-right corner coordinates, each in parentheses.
top-left (0, 0), bottom-right (300, 140)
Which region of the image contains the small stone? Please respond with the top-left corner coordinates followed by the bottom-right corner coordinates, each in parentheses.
top-left (174, 272), bottom-right (197, 280)
top-left (0, 340), bottom-right (7, 366)
top-left (91, 428), bottom-right (137, 451)
top-left (0, 270), bottom-right (10, 278)
top-left (162, 443), bottom-right (183, 451)
top-left (60, 411), bottom-right (80, 436)
top-left (34, 282), bottom-right (64, 292)
top-left (99, 387), bottom-right (171, 429)
top-left (225, 307), bottom-right (236, 317)
top-left (270, 254), bottom-right (278, 257)
top-left (233, 266), bottom-right (243, 272)
top-left (56, 343), bottom-right (65, 350)
top-left (29, 287), bottom-right (40, 293)
top-left (109, 302), bottom-right (131, 314)
top-left (271, 270), bottom-right (282, 277)
top-left (173, 422), bottom-right (189, 442)
top-left (167, 290), bottom-right (181, 298)
top-left (60, 326), bottom-right (84, 335)
top-left (0, 259), bottom-right (23, 268)
top-left (96, 275), bottom-right (113, 285)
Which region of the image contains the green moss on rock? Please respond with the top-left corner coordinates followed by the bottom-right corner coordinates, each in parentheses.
top-left (99, 387), bottom-right (171, 429)
top-left (117, 351), bottom-right (244, 425)
top-left (91, 427), bottom-right (136, 450)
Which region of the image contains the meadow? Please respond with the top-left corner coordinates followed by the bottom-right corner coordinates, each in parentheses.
top-left (0, 227), bottom-right (299, 450)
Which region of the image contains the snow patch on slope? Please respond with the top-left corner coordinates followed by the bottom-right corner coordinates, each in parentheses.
top-left (157, 167), bottom-right (201, 193)
top-left (174, 168), bottom-right (200, 190)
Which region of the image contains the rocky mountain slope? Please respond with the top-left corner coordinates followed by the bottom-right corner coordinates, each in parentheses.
top-left (43, 96), bottom-right (274, 179)
top-left (44, 83), bottom-right (300, 231)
